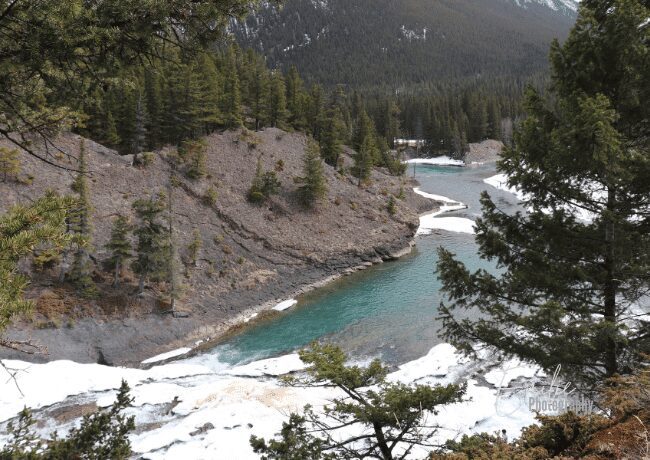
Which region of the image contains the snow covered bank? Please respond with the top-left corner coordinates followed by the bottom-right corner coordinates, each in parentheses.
top-left (0, 343), bottom-right (544, 459)
top-left (483, 174), bottom-right (527, 201)
top-left (414, 187), bottom-right (474, 235)
top-left (406, 156), bottom-right (465, 167)
top-left (483, 174), bottom-right (603, 223)
top-left (419, 215), bottom-right (476, 235)
top-left (413, 187), bottom-right (462, 204)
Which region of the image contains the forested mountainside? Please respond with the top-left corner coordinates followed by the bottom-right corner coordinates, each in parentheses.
top-left (232, 0), bottom-right (578, 88)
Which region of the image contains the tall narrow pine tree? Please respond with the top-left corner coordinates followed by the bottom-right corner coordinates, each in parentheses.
top-left (298, 140), bottom-right (327, 208)
top-left (68, 141), bottom-right (96, 296)
top-left (105, 215), bottom-right (132, 287)
top-left (132, 192), bottom-right (170, 295)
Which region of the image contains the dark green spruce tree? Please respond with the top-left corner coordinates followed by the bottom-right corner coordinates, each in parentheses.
top-left (105, 215), bottom-right (132, 287)
top-left (319, 108), bottom-right (344, 167)
top-left (223, 46), bottom-right (243, 128)
top-left (268, 71), bottom-right (288, 129)
top-left (131, 192), bottom-right (170, 294)
top-left (68, 141), bottom-right (97, 296)
top-left (298, 140), bottom-right (327, 208)
top-left (354, 135), bottom-right (377, 186)
top-left (436, 0), bottom-right (650, 386)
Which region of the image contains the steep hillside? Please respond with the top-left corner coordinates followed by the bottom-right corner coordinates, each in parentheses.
top-left (231, 0), bottom-right (577, 87)
top-left (0, 129), bottom-right (435, 365)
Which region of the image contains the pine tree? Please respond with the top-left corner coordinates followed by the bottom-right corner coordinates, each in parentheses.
top-left (286, 65), bottom-right (307, 130)
top-left (68, 141), bottom-right (96, 296)
top-left (354, 135), bottom-right (376, 186)
top-left (250, 61), bottom-right (271, 130)
top-left (268, 71), bottom-right (288, 129)
top-left (319, 108), bottom-right (344, 167)
top-left (223, 47), bottom-right (243, 128)
top-left (487, 98), bottom-right (502, 140)
top-left (105, 215), bottom-right (132, 287)
top-left (250, 344), bottom-right (464, 460)
top-left (248, 158), bottom-right (266, 203)
top-left (179, 139), bottom-right (208, 180)
top-left (248, 157), bottom-right (281, 203)
top-left (196, 53), bottom-right (223, 134)
top-left (130, 93), bottom-right (148, 164)
top-left (144, 68), bottom-right (163, 149)
top-left (298, 140), bottom-right (327, 208)
top-left (437, 0), bottom-right (650, 386)
top-left (131, 192), bottom-right (170, 294)
top-left (0, 193), bottom-right (72, 332)
top-left (0, 147), bottom-right (21, 182)
top-left (81, 89), bottom-right (106, 142)
top-left (2, 380), bottom-right (135, 458)
top-left (306, 84), bottom-right (325, 141)
top-left (353, 109), bottom-right (374, 152)
top-left (387, 195), bottom-right (397, 215)
top-left (383, 99), bottom-right (401, 148)
top-left (187, 229), bottom-right (202, 266)
top-left (104, 111), bottom-right (121, 148)
top-left (177, 63), bottom-right (204, 140)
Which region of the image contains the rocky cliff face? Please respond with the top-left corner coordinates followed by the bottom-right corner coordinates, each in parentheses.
top-left (0, 128), bottom-right (435, 365)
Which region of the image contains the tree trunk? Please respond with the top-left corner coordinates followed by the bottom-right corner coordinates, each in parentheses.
top-left (113, 260), bottom-right (120, 287)
top-left (372, 422), bottom-right (393, 460)
top-left (138, 275), bottom-right (145, 295)
top-left (58, 252), bottom-right (68, 283)
top-left (603, 186), bottom-right (618, 377)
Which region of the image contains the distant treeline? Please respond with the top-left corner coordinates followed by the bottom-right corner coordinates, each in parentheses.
top-left (363, 74), bottom-right (547, 157)
top-left (75, 45), bottom-right (404, 175)
top-left (74, 44), bottom-right (538, 162)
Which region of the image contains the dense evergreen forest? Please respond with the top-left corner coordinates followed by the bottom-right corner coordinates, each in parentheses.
top-left (77, 45), bottom-right (405, 172)
top-left (364, 75), bottom-right (545, 155)
top-left (78, 44), bottom-right (533, 161)
top-left (230, 0), bottom-right (578, 154)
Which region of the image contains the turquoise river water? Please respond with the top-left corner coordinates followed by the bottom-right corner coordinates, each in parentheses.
top-left (206, 163), bottom-right (520, 367)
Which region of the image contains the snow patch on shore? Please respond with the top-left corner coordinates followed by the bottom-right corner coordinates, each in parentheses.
top-left (225, 353), bottom-right (306, 377)
top-left (272, 299), bottom-right (298, 311)
top-left (142, 348), bottom-right (193, 364)
top-left (406, 156), bottom-right (465, 167)
top-left (0, 360), bottom-right (211, 423)
top-left (414, 187), bottom-right (473, 235)
top-left (483, 174), bottom-right (527, 200)
top-left (413, 187), bottom-right (460, 204)
top-left (418, 215), bottom-right (475, 235)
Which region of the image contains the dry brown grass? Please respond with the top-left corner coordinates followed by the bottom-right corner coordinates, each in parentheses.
top-left (35, 290), bottom-right (68, 319)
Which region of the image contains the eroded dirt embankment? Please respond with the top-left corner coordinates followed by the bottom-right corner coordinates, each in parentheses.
top-left (0, 128), bottom-right (438, 365)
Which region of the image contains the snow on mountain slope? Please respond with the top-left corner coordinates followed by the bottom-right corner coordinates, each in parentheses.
top-left (510, 0), bottom-right (578, 15)
top-left (232, 0), bottom-right (578, 87)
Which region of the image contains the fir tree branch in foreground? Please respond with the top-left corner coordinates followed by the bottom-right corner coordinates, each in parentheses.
top-left (250, 343), bottom-right (464, 460)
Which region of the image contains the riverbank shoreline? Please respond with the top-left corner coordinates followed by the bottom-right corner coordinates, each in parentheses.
top-left (143, 186), bottom-right (458, 368)
top-left (2, 229), bottom-right (431, 368)
top-left (0, 129), bottom-right (440, 367)
top-left (148, 238), bottom-right (417, 367)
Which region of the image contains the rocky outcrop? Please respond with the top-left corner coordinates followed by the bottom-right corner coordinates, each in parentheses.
top-left (0, 128), bottom-right (437, 365)
top-left (464, 139), bottom-right (504, 164)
